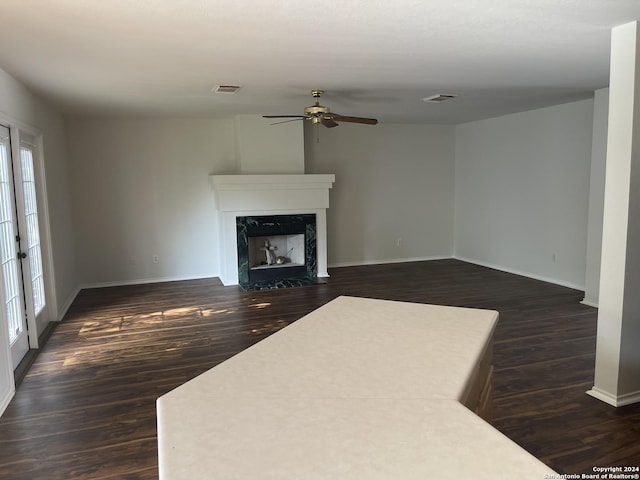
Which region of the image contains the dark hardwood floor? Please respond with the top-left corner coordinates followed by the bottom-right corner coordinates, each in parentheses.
top-left (1, 259), bottom-right (639, 479)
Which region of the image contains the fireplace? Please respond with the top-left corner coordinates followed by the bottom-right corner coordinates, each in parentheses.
top-left (209, 174), bottom-right (335, 286)
top-left (236, 214), bottom-right (318, 289)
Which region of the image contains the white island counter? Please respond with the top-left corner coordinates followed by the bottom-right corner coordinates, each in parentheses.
top-left (157, 296), bottom-right (555, 479)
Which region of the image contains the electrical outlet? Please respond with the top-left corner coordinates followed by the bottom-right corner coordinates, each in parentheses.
top-left (396, 238), bottom-right (402, 247)
top-left (153, 254), bottom-right (159, 264)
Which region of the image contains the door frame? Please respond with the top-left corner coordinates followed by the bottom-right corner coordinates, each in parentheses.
top-left (0, 294), bottom-right (14, 416)
top-left (0, 111), bottom-right (57, 356)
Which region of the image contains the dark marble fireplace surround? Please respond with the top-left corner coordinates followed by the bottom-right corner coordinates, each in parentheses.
top-left (236, 214), bottom-right (319, 290)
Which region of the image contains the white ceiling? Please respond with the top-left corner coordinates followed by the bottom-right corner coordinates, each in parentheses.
top-left (1, 0), bottom-right (639, 124)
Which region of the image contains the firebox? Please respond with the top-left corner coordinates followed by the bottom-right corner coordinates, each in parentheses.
top-left (236, 214), bottom-right (318, 290)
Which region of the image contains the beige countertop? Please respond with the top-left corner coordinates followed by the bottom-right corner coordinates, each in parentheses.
top-left (157, 295), bottom-right (555, 479)
top-left (160, 296), bottom-right (498, 401)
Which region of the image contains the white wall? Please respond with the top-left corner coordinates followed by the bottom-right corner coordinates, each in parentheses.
top-left (235, 115), bottom-right (304, 173)
top-left (66, 117), bottom-right (238, 286)
top-left (0, 68), bottom-right (77, 326)
top-left (583, 88), bottom-right (609, 306)
top-left (305, 122), bottom-right (455, 266)
top-left (454, 99), bottom-right (594, 289)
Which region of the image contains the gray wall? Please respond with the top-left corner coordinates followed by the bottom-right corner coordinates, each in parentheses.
top-left (305, 123), bottom-right (456, 266)
top-left (583, 88), bottom-right (609, 306)
top-left (65, 99), bottom-right (598, 290)
top-left (66, 116), bottom-right (238, 286)
top-left (454, 99), bottom-right (595, 289)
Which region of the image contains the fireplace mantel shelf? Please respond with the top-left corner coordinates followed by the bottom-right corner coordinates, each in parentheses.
top-left (210, 174), bottom-right (335, 191)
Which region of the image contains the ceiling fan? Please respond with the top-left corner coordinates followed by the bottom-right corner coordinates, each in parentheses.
top-left (263, 90), bottom-right (378, 128)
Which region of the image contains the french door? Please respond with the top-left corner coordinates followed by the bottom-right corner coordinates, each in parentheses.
top-left (0, 124), bottom-right (45, 368)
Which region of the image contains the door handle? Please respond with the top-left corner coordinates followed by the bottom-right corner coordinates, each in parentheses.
top-left (17, 252), bottom-right (27, 259)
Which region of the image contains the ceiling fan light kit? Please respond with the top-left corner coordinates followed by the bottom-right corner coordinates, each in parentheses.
top-left (263, 89), bottom-right (378, 128)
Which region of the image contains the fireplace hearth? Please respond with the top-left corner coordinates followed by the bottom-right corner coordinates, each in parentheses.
top-left (236, 214), bottom-right (321, 290)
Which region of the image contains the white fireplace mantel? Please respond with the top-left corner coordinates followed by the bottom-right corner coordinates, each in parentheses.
top-left (209, 174), bottom-right (335, 286)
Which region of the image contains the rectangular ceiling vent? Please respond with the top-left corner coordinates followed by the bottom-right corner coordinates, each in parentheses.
top-left (214, 85), bottom-right (242, 94)
top-left (422, 94), bottom-right (457, 103)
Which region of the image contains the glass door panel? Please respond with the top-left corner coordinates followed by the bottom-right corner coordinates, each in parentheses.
top-left (19, 143), bottom-right (46, 318)
top-left (0, 125), bottom-right (28, 367)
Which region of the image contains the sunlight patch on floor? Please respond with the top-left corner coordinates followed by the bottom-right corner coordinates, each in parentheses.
top-left (249, 302), bottom-right (271, 309)
top-left (77, 305), bottom-right (238, 336)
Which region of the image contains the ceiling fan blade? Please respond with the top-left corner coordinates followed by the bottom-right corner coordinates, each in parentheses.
top-left (321, 117), bottom-right (339, 128)
top-left (268, 118), bottom-right (305, 125)
top-left (262, 115), bottom-right (307, 119)
top-left (332, 114), bottom-right (378, 125)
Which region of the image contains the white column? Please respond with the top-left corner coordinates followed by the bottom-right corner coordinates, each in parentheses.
top-left (587, 21), bottom-right (640, 407)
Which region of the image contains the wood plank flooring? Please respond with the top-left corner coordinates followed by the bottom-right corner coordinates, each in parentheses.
top-left (1, 259), bottom-right (639, 479)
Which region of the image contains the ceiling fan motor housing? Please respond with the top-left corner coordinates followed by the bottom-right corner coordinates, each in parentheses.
top-left (304, 104), bottom-right (331, 123)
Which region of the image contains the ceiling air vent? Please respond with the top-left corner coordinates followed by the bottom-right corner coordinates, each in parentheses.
top-left (422, 94), bottom-right (457, 103)
top-left (213, 85), bottom-right (242, 94)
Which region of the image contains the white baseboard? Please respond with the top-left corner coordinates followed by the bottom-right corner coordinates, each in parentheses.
top-left (453, 255), bottom-right (585, 291)
top-left (80, 273), bottom-right (219, 291)
top-left (329, 255), bottom-right (451, 269)
top-left (580, 297), bottom-right (599, 308)
top-left (57, 286), bottom-right (81, 321)
top-left (587, 387), bottom-right (640, 407)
